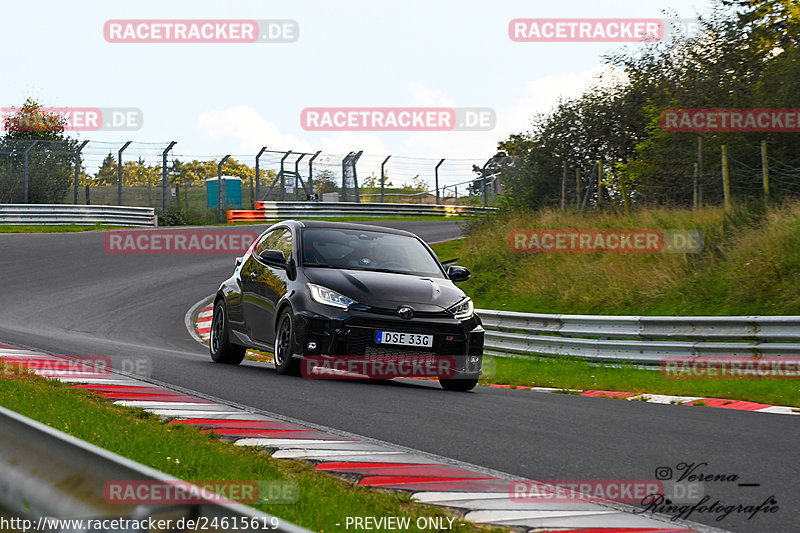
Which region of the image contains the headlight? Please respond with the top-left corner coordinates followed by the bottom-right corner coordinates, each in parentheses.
top-left (448, 298), bottom-right (474, 320)
top-left (307, 283), bottom-right (357, 309)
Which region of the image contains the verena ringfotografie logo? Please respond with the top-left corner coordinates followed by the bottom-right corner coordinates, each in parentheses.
top-left (301, 355), bottom-right (458, 380)
top-left (661, 357), bottom-right (800, 380)
top-left (104, 480), bottom-right (298, 505)
top-left (300, 107), bottom-right (495, 131)
top-left (104, 230), bottom-right (258, 254)
top-left (509, 229), bottom-right (703, 253)
top-left (661, 109), bottom-right (800, 132)
top-left (509, 18), bottom-right (703, 42)
top-left (104, 20), bottom-right (298, 43)
top-left (0, 107), bottom-right (142, 132)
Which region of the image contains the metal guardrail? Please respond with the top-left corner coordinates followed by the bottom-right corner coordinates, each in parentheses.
top-left (478, 309), bottom-right (800, 364)
top-left (0, 406), bottom-right (311, 532)
top-left (0, 204), bottom-right (157, 226)
top-left (227, 201), bottom-right (493, 222)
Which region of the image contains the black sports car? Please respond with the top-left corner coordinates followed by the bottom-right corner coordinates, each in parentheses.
top-left (210, 220), bottom-right (484, 391)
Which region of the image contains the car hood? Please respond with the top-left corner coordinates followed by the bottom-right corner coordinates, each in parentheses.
top-left (303, 267), bottom-right (466, 312)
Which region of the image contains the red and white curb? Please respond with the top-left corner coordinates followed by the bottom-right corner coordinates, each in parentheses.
top-left (195, 303), bottom-right (213, 342)
top-left (480, 386), bottom-right (800, 416)
top-left (1, 345), bottom-right (717, 533)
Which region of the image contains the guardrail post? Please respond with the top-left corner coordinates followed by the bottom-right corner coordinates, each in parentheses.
top-left (308, 151), bottom-right (320, 199)
top-left (381, 155), bottom-right (391, 203)
top-left (161, 142), bottom-right (176, 213)
top-left (561, 161), bottom-right (567, 211)
top-left (575, 168), bottom-right (581, 208)
top-left (73, 140), bottom-right (89, 205)
top-left (435, 158), bottom-right (444, 204)
top-left (23, 140), bottom-right (39, 203)
top-left (254, 147), bottom-right (267, 208)
top-left (217, 155), bottom-right (231, 222)
top-left (117, 141), bottom-right (132, 206)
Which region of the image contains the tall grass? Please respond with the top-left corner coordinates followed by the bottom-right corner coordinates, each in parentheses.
top-left (452, 201), bottom-right (800, 315)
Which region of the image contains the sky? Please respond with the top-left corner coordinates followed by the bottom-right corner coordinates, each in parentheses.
top-left (2, 0), bottom-right (715, 188)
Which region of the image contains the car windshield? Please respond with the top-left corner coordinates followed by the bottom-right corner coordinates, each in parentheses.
top-left (301, 228), bottom-right (443, 278)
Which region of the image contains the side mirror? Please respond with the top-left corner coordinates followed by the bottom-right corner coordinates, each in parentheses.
top-left (235, 256), bottom-right (243, 267)
top-left (258, 249), bottom-right (287, 265)
top-left (447, 265), bottom-right (470, 282)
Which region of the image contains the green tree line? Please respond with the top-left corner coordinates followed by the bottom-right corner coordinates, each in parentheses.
top-left (495, 0), bottom-right (800, 210)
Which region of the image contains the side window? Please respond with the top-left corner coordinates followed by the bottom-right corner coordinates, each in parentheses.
top-left (254, 230), bottom-right (276, 256)
top-left (255, 228), bottom-right (293, 259)
top-left (271, 229), bottom-right (293, 258)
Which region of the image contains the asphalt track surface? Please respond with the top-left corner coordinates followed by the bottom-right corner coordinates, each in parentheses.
top-left (0, 220), bottom-right (797, 533)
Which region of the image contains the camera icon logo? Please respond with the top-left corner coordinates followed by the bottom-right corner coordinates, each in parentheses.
top-left (655, 467), bottom-right (673, 480)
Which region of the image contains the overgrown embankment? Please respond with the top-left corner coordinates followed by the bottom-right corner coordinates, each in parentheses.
top-left (438, 202), bottom-right (800, 315)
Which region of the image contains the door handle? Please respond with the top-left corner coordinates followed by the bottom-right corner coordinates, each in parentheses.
top-left (249, 272), bottom-right (258, 281)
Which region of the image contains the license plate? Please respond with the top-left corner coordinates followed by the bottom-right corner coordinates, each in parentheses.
top-left (375, 331), bottom-right (433, 348)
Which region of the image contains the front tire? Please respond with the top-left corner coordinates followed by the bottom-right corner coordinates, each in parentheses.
top-left (274, 309), bottom-right (300, 375)
top-left (439, 377), bottom-right (479, 392)
top-left (210, 300), bottom-right (246, 365)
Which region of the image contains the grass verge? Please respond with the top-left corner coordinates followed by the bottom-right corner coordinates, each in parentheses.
top-left (429, 239), bottom-right (800, 407)
top-left (442, 202), bottom-right (800, 315)
top-left (0, 367), bottom-right (505, 533)
top-left (478, 354), bottom-right (800, 408)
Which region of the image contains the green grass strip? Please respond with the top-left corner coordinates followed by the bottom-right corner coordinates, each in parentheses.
top-left (480, 354), bottom-right (800, 408)
top-left (0, 369), bottom-right (506, 533)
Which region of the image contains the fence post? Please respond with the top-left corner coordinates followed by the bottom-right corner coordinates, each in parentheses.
top-left (761, 139), bottom-right (770, 203)
top-left (73, 140), bottom-right (89, 205)
top-left (381, 155), bottom-right (391, 203)
top-left (23, 141), bottom-right (39, 203)
top-left (697, 135), bottom-right (703, 209)
top-left (561, 161), bottom-right (567, 211)
top-left (721, 145), bottom-right (731, 210)
top-left (693, 162), bottom-right (699, 209)
top-left (117, 141), bottom-right (132, 206)
top-left (217, 155), bottom-right (231, 222)
top-left (161, 141), bottom-right (176, 214)
top-left (620, 174), bottom-right (630, 215)
top-left (575, 168), bottom-right (580, 208)
top-left (435, 159), bottom-right (444, 204)
top-left (308, 151), bottom-right (320, 199)
top-left (596, 159), bottom-right (603, 208)
top-left (254, 146), bottom-right (267, 208)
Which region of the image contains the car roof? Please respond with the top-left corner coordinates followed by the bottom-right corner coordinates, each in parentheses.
top-left (289, 219), bottom-right (416, 237)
